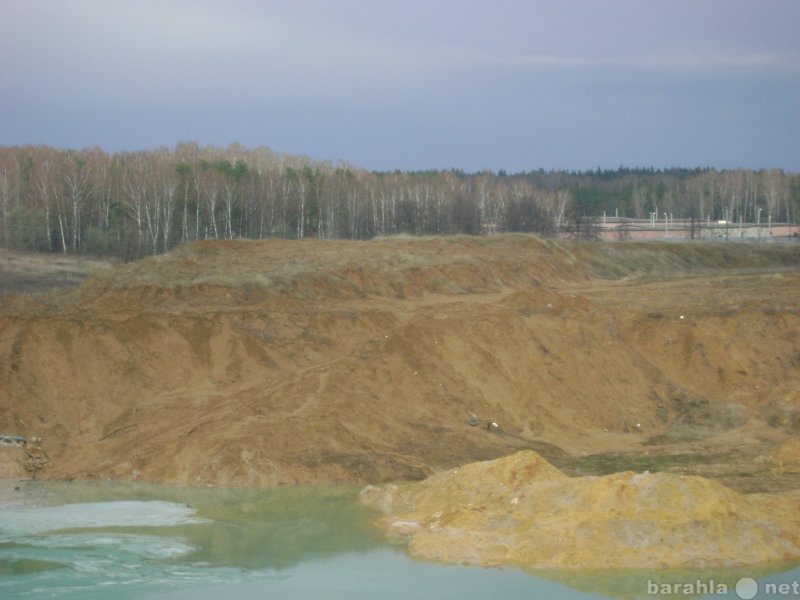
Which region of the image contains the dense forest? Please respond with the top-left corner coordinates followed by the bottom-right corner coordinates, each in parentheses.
top-left (1, 143), bottom-right (798, 259)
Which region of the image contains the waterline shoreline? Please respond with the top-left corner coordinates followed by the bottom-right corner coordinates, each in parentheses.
top-left (2, 479), bottom-right (799, 599)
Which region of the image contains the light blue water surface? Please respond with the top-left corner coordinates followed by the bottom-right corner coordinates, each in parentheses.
top-left (0, 479), bottom-right (797, 600)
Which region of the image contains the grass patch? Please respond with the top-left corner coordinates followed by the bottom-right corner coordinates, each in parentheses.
top-left (0, 250), bottom-right (115, 295)
top-left (555, 449), bottom-right (744, 478)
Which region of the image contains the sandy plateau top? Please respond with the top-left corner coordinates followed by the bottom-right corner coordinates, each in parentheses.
top-left (0, 236), bottom-right (799, 492)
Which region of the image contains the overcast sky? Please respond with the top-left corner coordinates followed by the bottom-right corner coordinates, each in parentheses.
top-left (1, 0), bottom-right (798, 172)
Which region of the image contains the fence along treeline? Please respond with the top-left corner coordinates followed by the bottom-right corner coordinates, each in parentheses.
top-left (1, 143), bottom-right (798, 259)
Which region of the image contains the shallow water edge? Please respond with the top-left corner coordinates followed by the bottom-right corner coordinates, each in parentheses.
top-left (0, 479), bottom-right (798, 600)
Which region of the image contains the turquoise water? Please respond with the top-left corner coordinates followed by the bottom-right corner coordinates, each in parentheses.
top-left (0, 479), bottom-right (797, 599)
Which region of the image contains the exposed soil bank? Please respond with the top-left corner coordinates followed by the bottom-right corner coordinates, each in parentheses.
top-left (1, 236), bottom-right (798, 489)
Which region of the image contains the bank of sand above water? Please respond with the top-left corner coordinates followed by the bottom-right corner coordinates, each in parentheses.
top-left (362, 449), bottom-right (800, 570)
top-left (1, 237), bottom-right (799, 492)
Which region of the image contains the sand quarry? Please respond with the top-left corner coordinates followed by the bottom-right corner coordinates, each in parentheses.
top-left (1, 235), bottom-right (799, 487)
top-left (1, 235), bottom-right (799, 568)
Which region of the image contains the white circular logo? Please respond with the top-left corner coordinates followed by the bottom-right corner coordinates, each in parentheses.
top-left (735, 577), bottom-right (758, 600)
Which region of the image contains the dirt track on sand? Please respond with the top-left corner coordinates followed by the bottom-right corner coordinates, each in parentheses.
top-left (1, 236), bottom-right (799, 488)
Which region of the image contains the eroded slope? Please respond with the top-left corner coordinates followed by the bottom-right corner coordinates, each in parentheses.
top-left (1, 236), bottom-right (798, 485)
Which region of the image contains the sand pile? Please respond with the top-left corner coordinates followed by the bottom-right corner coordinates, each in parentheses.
top-left (362, 450), bottom-right (800, 570)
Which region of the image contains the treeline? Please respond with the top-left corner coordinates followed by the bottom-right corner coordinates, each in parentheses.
top-left (1, 143), bottom-right (798, 259)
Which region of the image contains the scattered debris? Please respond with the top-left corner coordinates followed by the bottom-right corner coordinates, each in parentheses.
top-left (26, 457), bottom-right (45, 480)
top-left (98, 423), bottom-right (138, 441)
top-left (1, 435), bottom-right (51, 480)
top-left (0, 435), bottom-right (26, 446)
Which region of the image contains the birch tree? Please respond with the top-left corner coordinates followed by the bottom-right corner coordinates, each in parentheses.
top-left (64, 153), bottom-right (90, 252)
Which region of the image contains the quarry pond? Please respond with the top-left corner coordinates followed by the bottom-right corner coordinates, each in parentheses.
top-left (1, 479), bottom-right (798, 600)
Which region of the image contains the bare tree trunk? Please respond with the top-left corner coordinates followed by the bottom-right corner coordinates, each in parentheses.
top-left (161, 178), bottom-right (177, 252)
top-left (66, 161), bottom-right (89, 252)
top-left (293, 176), bottom-right (306, 239)
top-left (205, 187), bottom-right (219, 239)
top-left (54, 185), bottom-right (69, 253)
top-left (125, 182), bottom-right (145, 254)
top-left (181, 178), bottom-right (190, 243)
top-left (35, 162), bottom-right (54, 250)
top-left (144, 183), bottom-right (160, 255)
top-left (0, 169), bottom-right (9, 247)
top-left (222, 180), bottom-right (235, 239)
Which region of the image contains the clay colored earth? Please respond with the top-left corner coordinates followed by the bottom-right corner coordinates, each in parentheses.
top-left (361, 449), bottom-right (800, 570)
top-left (0, 236), bottom-right (799, 492)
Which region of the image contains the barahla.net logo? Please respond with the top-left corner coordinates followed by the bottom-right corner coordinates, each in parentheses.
top-left (647, 576), bottom-right (799, 598)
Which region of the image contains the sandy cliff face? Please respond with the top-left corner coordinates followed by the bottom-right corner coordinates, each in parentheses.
top-left (0, 237), bottom-right (798, 486)
top-left (362, 450), bottom-right (800, 570)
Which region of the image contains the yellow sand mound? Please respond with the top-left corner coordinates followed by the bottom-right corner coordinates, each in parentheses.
top-left (362, 450), bottom-right (800, 569)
